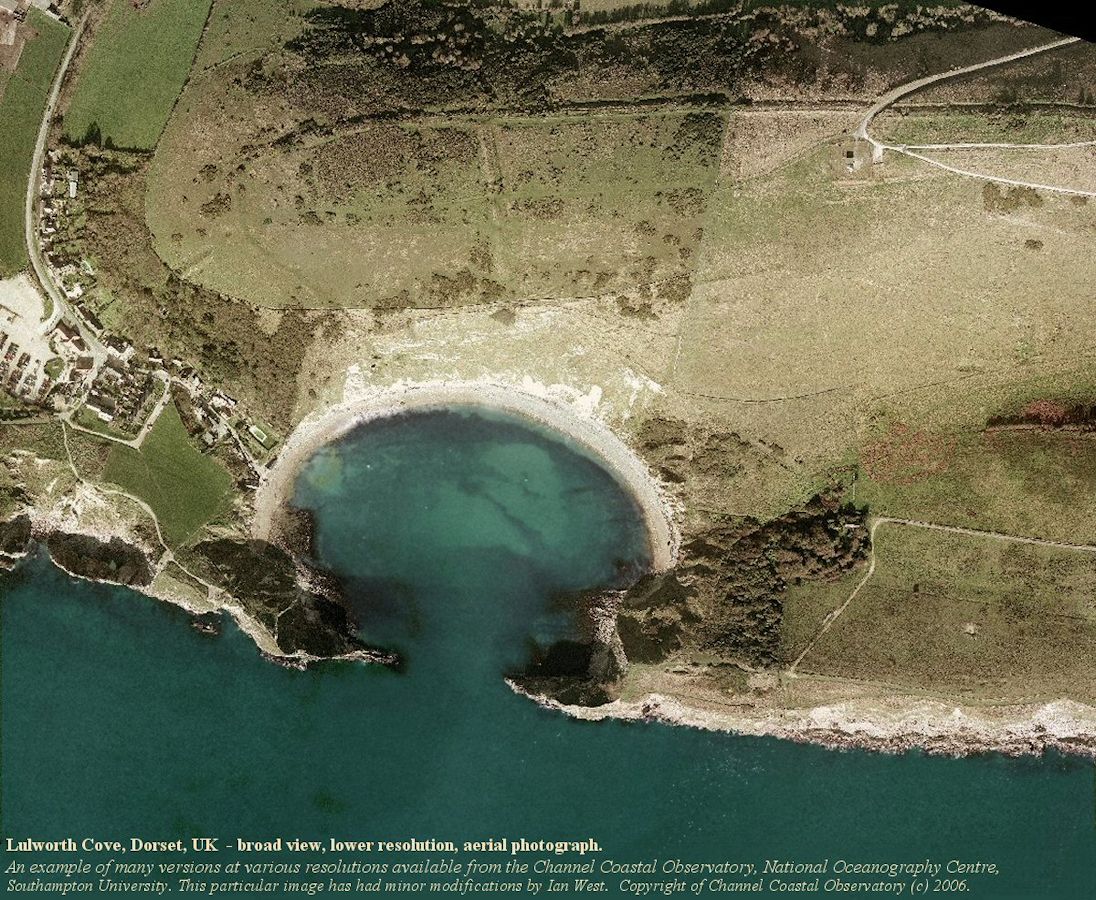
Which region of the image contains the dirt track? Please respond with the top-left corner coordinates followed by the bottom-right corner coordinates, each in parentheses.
top-left (856, 36), bottom-right (1096, 198)
top-left (788, 515), bottom-right (1096, 674)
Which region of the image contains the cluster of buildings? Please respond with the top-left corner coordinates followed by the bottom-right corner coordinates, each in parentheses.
top-left (79, 336), bottom-right (162, 430)
top-left (24, 147), bottom-right (276, 484)
top-left (54, 319), bottom-right (160, 430)
top-left (53, 319), bottom-right (89, 361)
top-left (53, 321), bottom-right (272, 488)
top-left (38, 150), bottom-right (90, 306)
top-left (165, 360), bottom-right (267, 487)
top-left (0, 2), bottom-right (62, 21)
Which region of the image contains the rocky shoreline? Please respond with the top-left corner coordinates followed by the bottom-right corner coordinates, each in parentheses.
top-left (8, 497), bottom-right (1096, 760)
top-left (499, 486), bottom-right (1096, 760)
top-left (508, 681), bottom-right (1096, 760)
top-left (6, 378), bottom-right (1096, 760)
top-left (209, 383), bottom-right (1096, 761)
top-left (0, 509), bottom-right (398, 670)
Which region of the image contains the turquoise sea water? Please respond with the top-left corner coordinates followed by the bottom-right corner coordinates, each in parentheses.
top-left (2, 407), bottom-right (1094, 897)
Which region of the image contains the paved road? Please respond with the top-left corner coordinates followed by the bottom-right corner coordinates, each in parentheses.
top-left (855, 35), bottom-right (1096, 198)
top-left (25, 14), bottom-right (103, 353)
top-left (854, 36), bottom-right (1080, 142)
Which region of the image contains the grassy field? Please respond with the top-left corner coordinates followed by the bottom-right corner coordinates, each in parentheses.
top-left (0, 419), bottom-right (66, 460)
top-left (797, 524), bottom-right (1096, 702)
top-left (193, 0), bottom-right (306, 71)
top-left (778, 566), bottom-right (865, 665)
top-left (65, 428), bottom-right (113, 480)
top-left (150, 561), bottom-right (211, 609)
top-left (489, 112), bottom-right (722, 303)
top-left (17, 0), bottom-right (1095, 726)
top-left (102, 401), bottom-right (233, 546)
top-left (146, 107), bottom-right (723, 308)
top-left (672, 141), bottom-right (1096, 495)
top-left (875, 110), bottom-right (1096, 145)
top-left (63, 0), bottom-right (212, 150)
top-left (916, 146), bottom-right (1096, 195)
top-left (855, 428), bottom-right (1096, 546)
top-left (0, 11), bottom-right (70, 275)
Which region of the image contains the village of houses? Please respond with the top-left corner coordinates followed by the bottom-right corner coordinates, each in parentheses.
top-left (0, 144), bottom-right (277, 490)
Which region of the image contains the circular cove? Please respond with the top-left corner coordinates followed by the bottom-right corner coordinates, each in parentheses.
top-left (255, 383), bottom-right (677, 572)
top-left (289, 404), bottom-right (653, 679)
top-left (2, 407), bottom-right (1094, 896)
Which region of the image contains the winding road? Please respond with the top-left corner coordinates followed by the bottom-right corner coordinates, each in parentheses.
top-left (855, 35), bottom-right (1096, 198)
top-left (25, 12), bottom-right (103, 353)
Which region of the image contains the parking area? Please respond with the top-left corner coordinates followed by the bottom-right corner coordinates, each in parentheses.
top-left (0, 274), bottom-right (57, 402)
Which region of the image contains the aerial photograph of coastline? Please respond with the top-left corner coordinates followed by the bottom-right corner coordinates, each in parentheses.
top-left (1, 0), bottom-right (1094, 897)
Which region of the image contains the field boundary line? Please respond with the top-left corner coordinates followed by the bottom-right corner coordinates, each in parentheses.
top-left (59, 420), bottom-right (218, 593)
top-left (873, 516), bottom-right (1096, 553)
top-left (787, 515), bottom-right (1096, 675)
top-left (855, 36), bottom-right (1096, 197)
top-left (900, 140), bottom-right (1096, 151)
top-left (788, 519), bottom-right (881, 675)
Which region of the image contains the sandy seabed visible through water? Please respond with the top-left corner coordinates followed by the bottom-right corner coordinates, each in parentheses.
top-left (253, 377), bottom-right (680, 571)
top-left (254, 377), bottom-right (1096, 759)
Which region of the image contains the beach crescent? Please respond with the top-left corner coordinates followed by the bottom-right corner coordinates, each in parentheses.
top-left (253, 381), bottom-right (679, 573)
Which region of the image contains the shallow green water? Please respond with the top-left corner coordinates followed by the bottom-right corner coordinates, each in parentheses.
top-left (2, 407), bottom-right (1094, 897)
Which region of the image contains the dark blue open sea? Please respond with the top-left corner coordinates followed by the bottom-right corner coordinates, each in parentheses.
top-left (2, 407), bottom-right (1094, 897)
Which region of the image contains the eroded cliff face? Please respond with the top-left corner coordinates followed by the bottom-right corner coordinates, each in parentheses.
top-left (2, 399), bottom-right (864, 685)
top-left (512, 492), bottom-right (869, 707)
top-left (0, 515), bottom-right (32, 568)
top-left (0, 508), bottom-right (394, 666)
top-left (508, 411), bottom-right (870, 706)
top-left (186, 537), bottom-right (386, 660)
top-left (515, 587), bottom-right (629, 707)
top-left (45, 532), bottom-right (154, 586)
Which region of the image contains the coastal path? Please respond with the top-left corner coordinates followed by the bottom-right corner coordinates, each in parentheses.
top-left (58, 420), bottom-right (223, 602)
top-left (787, 515), bottom-right (1096, 676)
